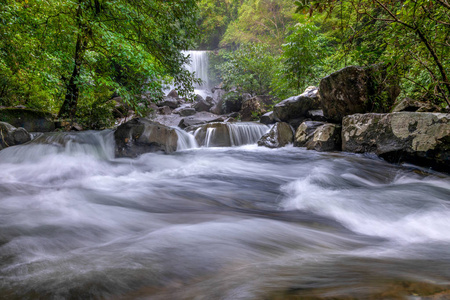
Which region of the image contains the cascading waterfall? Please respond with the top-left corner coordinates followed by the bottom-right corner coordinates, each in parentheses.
top-left (227, 122), bottom-right (270, 146)
top-left (183, 50), bottom-right (210, 91)
top-left (173, 127), bottom-right (199, 150)
top-left (194, 122), bottom-right (270, 147)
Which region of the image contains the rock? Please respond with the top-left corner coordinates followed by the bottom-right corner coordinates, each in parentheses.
top-left (158, 106), bottom-right (172, 115)
top-left (342, 112), bottom-right (450, 171)
top-left (193, 97), bottom-right (213, 112)
top-left (257, 122), bottom-right (293, 148)
top-left (306, 110), bottom-right (327, 121)
top-left (205, 96), bottom-right (214, 105)
top-left (222, 92), bottom-right (248, 114)
top-left (260, 111), bottom-right (275, 125)
top-left (305, 123), bottom-right (341, 151)
top-left (319, 65), bottom-right (400, 122)
top-left (392, 97), bottom-right (442, 113)
top-left (241, 96), bottom-right (270, 121)
top-left (210, 88), bottom-right (226, 115)
top-left (114, 118), bottom-right (178, 157)
top-left (0, 108), bottom-right (55, 132)
top-left (167, 89), bottom-right (179, 99)
top-left (273, 86), bottom-right (320, 123)
top-left (174, 107), bottom-right (196, 117)
top-left (157, 97), bottom-right (179, 109)
top-left (178, 117), bottom-right (207, 129)
top-left (0, 122), bottom-right (32, 150)
top-left (294, 121), bottom-right (326, 147)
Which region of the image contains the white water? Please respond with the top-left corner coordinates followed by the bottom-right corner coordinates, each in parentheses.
top-left (0, 132), bottom-right (449, 299)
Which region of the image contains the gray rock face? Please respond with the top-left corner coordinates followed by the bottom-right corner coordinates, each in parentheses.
top-left (210, 87), bottom-right (226, 115)
top-left (342, 112), bottom-right (450, 171)
top-left (114, 118), bottom-right (178, 157)
top-left (178, 117), bottom-right (207, 129)
top-left (0, 108), bottom-right (55, 132)
top-left (158, 106), bottom-right (172, 115)
top-left (260, 111), bottom-right (275, 125)
top-left (187, 122), bottom-right (232, 147)
top-left (306, 110), bottom-right (327, 122)
top-left (157, 97), bottom-right (179, 109)
top-left (305, 123), bottom-right (341, 151)
top-left (167, 89), bottom-right (179, 99)
top-left (294, 121), bottom-right (326, 147)
top-left (0, 122), bottom-right (32, 150)
top-left (174, 107), bottom-right (196, 116)
top-left (194, 97), bottom-right (213, 112)
top-left (273, 86), bottom-right (320, 123)
top-left (257, 122), bottom-right (293, 148)
top-left (392, 97), bottom-right (442, 113)
top-left (319, 65), bottom-right (399, 122)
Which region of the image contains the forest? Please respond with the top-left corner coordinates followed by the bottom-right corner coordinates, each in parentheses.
top-left (1, 0), bottom-right (448, 128)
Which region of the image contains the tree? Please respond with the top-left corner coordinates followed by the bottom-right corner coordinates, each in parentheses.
top-left (0, 0), bottom-right (199, 121)
top-left (295, 0), bottom-right (450, 106)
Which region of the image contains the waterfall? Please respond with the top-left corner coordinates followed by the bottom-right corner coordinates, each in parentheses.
top-left (183, 50), bottom-right (210, 91)
top-left (173, 127), bottom-right (199, 150)
top-left (192, 122), bottom-right (270, 147)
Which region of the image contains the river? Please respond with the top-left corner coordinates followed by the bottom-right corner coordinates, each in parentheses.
top-left (0, 130), bottom-right (449, 299)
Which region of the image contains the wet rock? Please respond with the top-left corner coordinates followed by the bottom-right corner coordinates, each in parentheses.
top-left (306, 110), bottom-right (327, 122)
top-left (114, 118), bottom-right (178, 157)
top-left (178, 117), bottom-right (207, 129)
top-left (194, 96), bottom-right (213, 112)
top-left (222, 92), bottom-right (251, 114)
top-left (257, 122), bottom-right (293, 148)
top-left (157, 97), bottom-right (179, 109)
top-left (306, 123), bottom-right (341, 151)
top-left (158, 106), bottom-right (172, 115)
top-left (241, 96), bottom-right (270, 121)
top-left (319, 65), bottom-right (400, 122)
top-left (342, 112), bottom-right (450, 171)
top-left (294, 121), bottom-right (326, 147)
top-left (0, 108), bottom-right (55, 132)
top-left (392, 97), bottom-right (442, 113)
top-left (0, 122), bottom-right (32, 150)
top-left (260, 111), bottom-right (275, 125)
top-left (187, 122), bottom-right (232, 147)
top-left (167, 89), bottom-right (179, 99)
top-left (273, 86), bottom-right (320, 123)
top-left (174, 107), bottom-right (196, 117)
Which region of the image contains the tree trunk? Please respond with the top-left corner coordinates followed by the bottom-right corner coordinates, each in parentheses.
top-left (57, 1), bottom-right (84, 120)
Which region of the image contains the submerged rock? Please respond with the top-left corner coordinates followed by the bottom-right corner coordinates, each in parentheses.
top-left (0, 122), bottom-right (32, 150)
top-left (342, 112), bottom-right (450, 171)
top-left (257, 122), bottom-right (293, 148)
top-left (273, 86), bottom-right (320, 123)
top-left (319, 65), bottom-right (399, 122)
top-left (0, 107), bottom-right (55, 132)
top-left (114, 118), bottom-right (178, 157)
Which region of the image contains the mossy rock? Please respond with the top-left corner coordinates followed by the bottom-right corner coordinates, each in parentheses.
top-left (0, 108), bottom-right (55, 132)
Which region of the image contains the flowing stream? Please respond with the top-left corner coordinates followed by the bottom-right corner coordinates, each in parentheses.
top-left (0, 130), bottom-right (449, 299)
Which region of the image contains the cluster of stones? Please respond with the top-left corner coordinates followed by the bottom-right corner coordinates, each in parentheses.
top-left (256, 65), bottom-right (450, 172)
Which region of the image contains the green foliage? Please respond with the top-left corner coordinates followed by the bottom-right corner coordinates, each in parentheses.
top-left (216, 43), bottom-right (278, 97)
top-left (0, 0), bottom-right (199, 126)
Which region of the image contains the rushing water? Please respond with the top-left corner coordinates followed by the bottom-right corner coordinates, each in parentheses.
top-left (0, 130), bottom-right (449, 299)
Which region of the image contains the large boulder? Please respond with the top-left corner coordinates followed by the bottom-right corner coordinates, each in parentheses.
top-left (0, 108), bottom-right (55, 132)
top-left (294, 121), bottom-right (326, 147)
top-left (392, 97), bottom-right (442, 113)
top-left (273, 87), bottom-right (320, 123)
top-left (114, 118), bottom-right (178, 157)
top-left (257, 122), bottom-right (293, 148)
top-left (187, 122), bottom-right (232, 147)
top-left (193, 95), bottom-right (213, 112)
top-left (240, 96), bottom-right (273, 121)
top-left (305, 123), bottom-right (341, 152)
top-left (221, 92), bottom-right (251, 114)
top-left (167, 89), bottom-right (179, 99)
top-left (173, 107), bottom-right (196, 117)
top-left (178, 117), bottom-right (207, 129)
top-left (157, 97), bottom-right (179, 109)
top-left (319, 65), bottom-right (400, 122)
top-left (0, 122), bottom-right (32, 150)
top-left (210, 87), bottom-right (226, 115)
top-left (260, 111), bottom-right (275, 125)
top-left (342, 112), bottom-right (450, 171)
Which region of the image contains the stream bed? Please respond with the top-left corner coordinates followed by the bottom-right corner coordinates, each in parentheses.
top-left (0, 130), bottom-right (449, 299)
